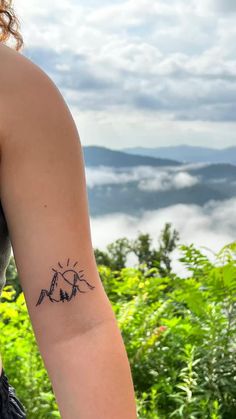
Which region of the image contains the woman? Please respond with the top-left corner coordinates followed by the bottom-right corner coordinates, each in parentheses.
top-left (0, 1), bottom-right (137, 418)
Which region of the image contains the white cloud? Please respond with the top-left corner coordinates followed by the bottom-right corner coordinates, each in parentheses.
top-left (85, 165), bottom-right (200, 190)
top-left (85, 166), bottom-right (137, 187)
top-left (198, 0), bottom-right (236, 14)
top-left (173, 172), bottom-right (199, 188)
top-left (138, 171), bottom-right (199, 191)
top-left (90, 198), bottom-right (236, 276)
top-left (12, 0), bottom-right (236, 148)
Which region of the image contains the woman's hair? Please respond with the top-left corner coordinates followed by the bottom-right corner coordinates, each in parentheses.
top-left (0, 0), bottom-right (23, 51)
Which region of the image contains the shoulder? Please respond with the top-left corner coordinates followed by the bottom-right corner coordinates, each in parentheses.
top-left (0, 43), bottom-right (55, 88)
top-left (0, 43), bottom-right (52, 97)
top-left (0, 44), bottom-right (65, 148)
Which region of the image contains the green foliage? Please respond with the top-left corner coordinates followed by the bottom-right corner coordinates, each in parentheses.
top-left (4, 256), bottom-right (22, 300)
top-left (100, 240), bottom-right (236, 418)
top-left (94, 237), bottom-right (132, 270)
top-left (94, 222), bottom-right (180, 275)
top-left (0, 237), bottom-right (236, 418)
top-left (0, 286), bottom-right (59, 417)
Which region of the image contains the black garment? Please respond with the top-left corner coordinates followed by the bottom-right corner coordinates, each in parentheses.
top-left (0, 368), bottom-right (26, 418)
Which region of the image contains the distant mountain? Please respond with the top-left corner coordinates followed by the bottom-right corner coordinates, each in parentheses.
top-left (82, 145), bottom-right (236, 217)
top-left (82, 146), bottom-right (181, 167)
top-left (121, 145), bottom-right (236, 165)
top-left (189, 163), bottom-right (236, 179)
top-left (87, 181), bottom-right (229, 217)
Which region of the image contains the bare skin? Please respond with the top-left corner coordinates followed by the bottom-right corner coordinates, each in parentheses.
top-left (0, 46), bottom-right (13, 377)
top-left (0, 45), bottom-right (13, 377)
top-left (0, 43), bottom-right (137, 417)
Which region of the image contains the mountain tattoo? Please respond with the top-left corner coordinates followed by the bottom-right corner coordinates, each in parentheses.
top-left (35, 259), bottom-right (95, 306)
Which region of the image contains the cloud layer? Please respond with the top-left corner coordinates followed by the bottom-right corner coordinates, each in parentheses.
top-left (90, 197), bottom-right (236, 276)
top-left (85, 165), bottom-right (201, 191)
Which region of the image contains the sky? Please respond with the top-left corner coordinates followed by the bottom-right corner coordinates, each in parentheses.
top-left (14, 0), bottom-right (236, 150)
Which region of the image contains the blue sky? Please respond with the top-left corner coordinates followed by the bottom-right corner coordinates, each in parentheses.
top-left (14, 0), bottom-right (236, 149)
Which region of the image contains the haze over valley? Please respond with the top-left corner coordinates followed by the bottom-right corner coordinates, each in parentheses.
top-left (84, 146), bottom-right (236, 274)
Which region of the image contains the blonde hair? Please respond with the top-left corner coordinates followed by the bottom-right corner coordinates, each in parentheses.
top-left (0, 0), bottom-right (23, 51)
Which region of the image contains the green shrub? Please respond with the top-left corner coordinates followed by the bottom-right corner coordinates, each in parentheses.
top-left (0, 240), bottom-right (236, 418)
top-left (0, 286), bottom-right (59, 419)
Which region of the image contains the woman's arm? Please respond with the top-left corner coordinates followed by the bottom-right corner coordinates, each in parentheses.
top-left (0, 52), bottom-right (137, 418)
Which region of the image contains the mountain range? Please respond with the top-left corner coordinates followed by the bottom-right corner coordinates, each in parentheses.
top-left (83, 145), bottom-right (180, 167)
top-left (82, 146), bottom-right (236, 217)
top-left (121, 145), bottom-right (236, 165)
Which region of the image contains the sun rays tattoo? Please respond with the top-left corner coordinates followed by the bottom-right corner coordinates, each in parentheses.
top-left (35, 258), bottom-right (95, 307)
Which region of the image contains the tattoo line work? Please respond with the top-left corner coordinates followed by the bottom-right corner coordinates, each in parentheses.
top-left (36, 259), bottom-right (95, 307)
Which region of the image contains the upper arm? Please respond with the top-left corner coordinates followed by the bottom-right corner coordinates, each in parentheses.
top-left (0, 58), bottom-right (114, 351)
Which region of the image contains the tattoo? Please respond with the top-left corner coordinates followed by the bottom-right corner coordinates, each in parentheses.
top-left (36, 259), bottom-right (95, 307)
